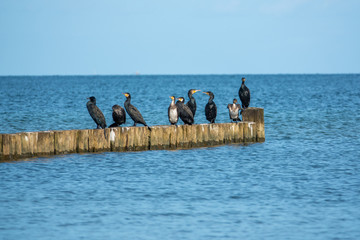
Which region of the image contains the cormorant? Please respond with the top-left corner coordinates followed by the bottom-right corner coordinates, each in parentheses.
top-left (227, 98), bottom-right (242, 122)
top-left (176, 97), bottom-right (194, 125)
top-left (203, 91), bottom-right (217, 123)
top-left (185, 89), bottom-right (201, 117)
top-left (168, 96), bottom-right (179, 125)
top-left (123, 93), bottom-right (151, 131)
top-left (239, 77), bottom-right (250, 109)
top-left (109, 104), bottom-right (126, 128)
top-left (86, 96), bottom-right (107, 138)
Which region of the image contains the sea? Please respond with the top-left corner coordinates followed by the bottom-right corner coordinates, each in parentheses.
top-left (0, 74), bottom-right (359, 240)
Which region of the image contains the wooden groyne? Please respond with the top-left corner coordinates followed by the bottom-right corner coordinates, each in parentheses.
top-left (0, 108), bottom-right (264, 161)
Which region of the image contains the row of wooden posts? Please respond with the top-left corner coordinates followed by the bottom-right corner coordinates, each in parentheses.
top-left (0, 108), bottom-right (264, 161)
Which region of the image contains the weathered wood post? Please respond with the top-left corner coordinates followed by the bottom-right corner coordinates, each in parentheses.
top-left (54, 130), bottom-right (78, 154)
top-left (242, 107), bottom-right (265, 142)
top-left (77, 129), bottom-right (89, 153)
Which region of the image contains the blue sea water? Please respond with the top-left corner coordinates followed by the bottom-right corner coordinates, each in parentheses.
top-left (0, 74), bottom-right (360, 239)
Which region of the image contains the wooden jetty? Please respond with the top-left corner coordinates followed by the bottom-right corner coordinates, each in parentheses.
top-left (0, 108), bottom-right (264, 161)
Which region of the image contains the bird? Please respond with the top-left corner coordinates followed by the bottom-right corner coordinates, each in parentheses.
top-left (239, 77), bottom-right (250, 109)
top-left (109, 104), bottom-right (126, 128)
top-left (227, 98), bottom-right (242, 122)
top-left (185, 89), bottom-right (201, 117)
top-left (176, 97), bottom-right (194, 125)
top-left (168, 96), bottom-right (179, 125)
top-left (86, 96), bottom-right (107, 138)
top-left (123, 92), bottom-right (151, 131)
top-left (203, 91), bottom-right (217, 123)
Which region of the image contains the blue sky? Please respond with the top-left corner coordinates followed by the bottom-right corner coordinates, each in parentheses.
top-left (0, 0), bottom-right (359, 75)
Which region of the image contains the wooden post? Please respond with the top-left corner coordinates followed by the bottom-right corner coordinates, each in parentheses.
top-left (0, 134), bottom-right (3, 160)
top-left (54, 130), bottom-right (77, 154)
top-left (129, 126), bottom-right (150, 151)
top-left (20, 132), bottom-right (37, 158)
top-left (2, 134), bottom-right (21, 159)
top-left (77, 129), bottom-right (90, 153)
top-left (242, 107), bottom-right (265, 142)
top-left (89, 129), bottom-right (110, 152)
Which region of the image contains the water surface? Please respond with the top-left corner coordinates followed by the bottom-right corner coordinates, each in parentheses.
top-left (1, 74), bottom-right (360, 239)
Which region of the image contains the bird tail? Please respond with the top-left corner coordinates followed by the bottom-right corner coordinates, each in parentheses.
top-left (147, 125), bottom-right (152, 131)
top-left (103, 128), bottom-right (107, 139)
top-left (109, 123), bottom-right (119, 128)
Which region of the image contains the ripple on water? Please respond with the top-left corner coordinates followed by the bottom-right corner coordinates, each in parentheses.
top-left (1, 75), bottom-right (360, 239)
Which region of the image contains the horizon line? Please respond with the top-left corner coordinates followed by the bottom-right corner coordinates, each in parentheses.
top-left (0, 72), bottom-right (359, 77)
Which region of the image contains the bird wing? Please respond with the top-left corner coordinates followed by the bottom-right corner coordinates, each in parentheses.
top-left (187, 99), bottom-right (198, 116)
top-left (244, 89), bottom-right (249, 97)
top-left (206, 103), bottom-right (217, 119)
top-left (239, 85), bottom-right (251, 107)
top-left (183, 105), bottom-right (194, 119)
top-left (121, 108), bottom-right (126, 123)
top-left (128, 104), bottom-right (146, 124)
top-left (178, 104), bottom-right (194, 124)
top-left (113, 108), bottom-right (126, 124)
top-left (93, 106), bottom-right (107, 128)
top-left (128, 104), bottom-right (140, 114)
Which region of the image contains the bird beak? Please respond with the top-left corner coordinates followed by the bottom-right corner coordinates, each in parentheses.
top-left (203, 92), bottom-right (209, 95)
top-left (195, 90), bottom-right (201, 92)
top-left (169, 96), bottom-right (173, 99)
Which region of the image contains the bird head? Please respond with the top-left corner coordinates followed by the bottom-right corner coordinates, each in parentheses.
top-left (87, 96), bottom-right (96, 103)
top-left (122, 93), bottom-right (130, 98)
top-left (176, 97), bottom-right (184, 102)
top-left (188, 89), bottom-right (201, 98)
top-left (203, 91), bottom-right (214, 99)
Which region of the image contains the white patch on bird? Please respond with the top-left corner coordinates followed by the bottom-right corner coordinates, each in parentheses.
top-left (248, 122), bottom-right (254, 137)
top-left (110, 129), bottom-right (116, 142)
top-left (169, 108), bottom-right (178, 122)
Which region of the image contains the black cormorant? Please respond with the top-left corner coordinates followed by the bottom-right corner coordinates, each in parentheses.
top-left (176, 97), bottom-right (194, 125)
top-left (109, 104), bottom-right (126, 128)
top-left (168, 96), bottom-right (179, 125)
top-left (203, 91), bottom-right (217, 123)
top-left (186, 89), bottom-right (201, 117)
top-left (123, 93), bottom-right (151, 131)
top-left (227, 98), bottom-right (242, 122)
top-left (86, 96), bottom-right (107, 138)
top-left (239, 77), bottom-right (250, 109)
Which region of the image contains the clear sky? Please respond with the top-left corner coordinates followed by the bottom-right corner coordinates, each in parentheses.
top-left (0, 0), bottom-right (359, 75)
